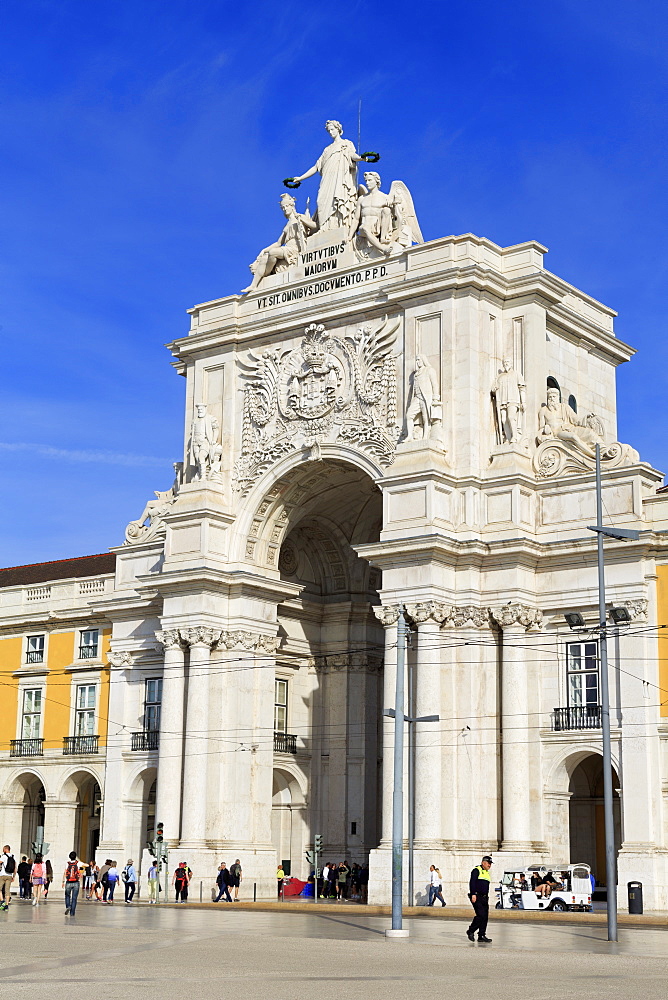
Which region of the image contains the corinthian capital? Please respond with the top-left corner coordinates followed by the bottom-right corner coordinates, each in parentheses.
top-left (492, 604), bottom-right (543, 631)
top-left (373, 604), bottom-right (402, 626)
top-left (405, 601), bottom-right (454, 625)
top-left (107, 650), bottom-right (133, 667)
top-left (452, 606), bottom-right (490, 629)
top-left (181, 626), bottom-right (221, 648)
top-left (155, 629), bottom-right (183, 649)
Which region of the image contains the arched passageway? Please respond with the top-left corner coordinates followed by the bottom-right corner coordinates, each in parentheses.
top-left (271, 768), bottom-right (306, 874)
top-left (569, 754), bottom-right (621, 886)
top-left (265, 459), bottom-right (384, 867)
top-left (16, 774), bottom-right (45, 856)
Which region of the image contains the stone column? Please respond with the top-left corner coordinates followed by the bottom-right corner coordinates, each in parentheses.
top-left (43, 801), bottom-right (79, 860)
top-left (406, 601), bottom-right (451, 847)
top-left (155, 629), bottom-right (187, 845)
top-left (179, 626), bottom-right (220, 848)
top-left (373, 605), bottom-right (401, 845)
top-left (492, 604), bottom-right (542, 853)
top-left (98, 650), bottom-right (134, 853)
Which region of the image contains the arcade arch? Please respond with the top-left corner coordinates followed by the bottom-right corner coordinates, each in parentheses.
top-left (568, 753), bottom-right (621, 884)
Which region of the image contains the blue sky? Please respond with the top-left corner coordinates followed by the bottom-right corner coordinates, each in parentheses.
top-left (0, 0), bottom-right (666, 565)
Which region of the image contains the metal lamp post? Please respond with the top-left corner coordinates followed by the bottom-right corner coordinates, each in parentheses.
top-left (586, 443), bottom-right (639, 943)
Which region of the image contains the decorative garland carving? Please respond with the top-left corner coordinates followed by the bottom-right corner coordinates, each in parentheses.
top-left (405, 601), bottom-right (454, 625)
top-left (233, 319), bottom-right (400, 494)
top-left (621, 599), bottom-right (648, 622)
top-left (107, 650), bottom-right (134, 667)
top-left (310, 653), bottom-right (383, 673)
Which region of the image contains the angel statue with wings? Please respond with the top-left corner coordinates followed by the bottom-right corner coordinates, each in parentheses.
top-left (349, 171), bottom-right (423, 257)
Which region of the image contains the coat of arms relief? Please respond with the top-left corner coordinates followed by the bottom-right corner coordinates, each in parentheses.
top-left (233, 318), bottom-right (400, 494)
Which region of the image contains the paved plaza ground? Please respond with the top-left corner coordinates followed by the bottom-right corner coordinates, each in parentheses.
top-left (0, 901), bottom-right (666, 999)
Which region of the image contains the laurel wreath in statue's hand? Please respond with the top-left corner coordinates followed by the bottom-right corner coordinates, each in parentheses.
top-left (360, 152), bottom-right (380, 163)
top-left (283, 177), bottom-right (301, 189)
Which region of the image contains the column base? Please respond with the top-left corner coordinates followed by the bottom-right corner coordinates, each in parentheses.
top-left (385, 929), bottom-right (410, 938)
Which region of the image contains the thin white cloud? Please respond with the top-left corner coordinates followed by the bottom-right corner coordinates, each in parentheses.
top-left (0, 442), bottom-right (169, 467)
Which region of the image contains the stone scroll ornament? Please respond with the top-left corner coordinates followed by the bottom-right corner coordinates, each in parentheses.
top-left (233, 319), bottom-right (400, 494)
top-left (533, 389), bottom-right (638, 478)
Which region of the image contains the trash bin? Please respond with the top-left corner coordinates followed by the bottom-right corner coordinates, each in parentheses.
top-left (627, 881), bottom-right (643, 915)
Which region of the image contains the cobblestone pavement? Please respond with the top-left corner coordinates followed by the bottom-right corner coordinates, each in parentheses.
top-left (0, 900), bottom-right (666, 999)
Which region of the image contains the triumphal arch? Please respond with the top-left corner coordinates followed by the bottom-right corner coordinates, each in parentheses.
top-left (95, 119), bottom-right (668, 906)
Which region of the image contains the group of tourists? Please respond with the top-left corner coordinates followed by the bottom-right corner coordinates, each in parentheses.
top-left (318, 861), bottom-right (368, 901)
top-left (213, 860), bottom-right (242, 902)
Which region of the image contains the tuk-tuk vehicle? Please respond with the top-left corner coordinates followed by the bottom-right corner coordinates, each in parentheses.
top-left (495, 863), bottom-right (592, 912)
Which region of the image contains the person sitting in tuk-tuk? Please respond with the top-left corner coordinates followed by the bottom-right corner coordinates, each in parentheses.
top-left (540, 871), bottom-right (563, 898)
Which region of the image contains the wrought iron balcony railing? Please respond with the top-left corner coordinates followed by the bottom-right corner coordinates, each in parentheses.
top-left (63, 735), bottom-right (100, 755)
top-left (78, 645), bottom-right (98, 660)
top-left (552, 705), bottom-right (602, 731)
top-left (274, 732), bottom-right (297, 754)
top-left (10, 738), bottom-right (44, 757)
top-left (26, 650), bottom-right (44, 664)
top-left (131, 731), bottom-right (159, 751)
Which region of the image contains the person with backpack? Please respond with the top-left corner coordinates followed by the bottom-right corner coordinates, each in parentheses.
top-left (97, 859), bottom-right (111, 901)
top-left (30, 854), bottom-right (46, 906)
top-left (214, 862), bottom-right (232, 902)
top-left (230, 859), bottom-right (242, 901)
top-left (62, 852), bottom-right (81, 916)
top-left (172, 861), bottom-right (192, 903)
top-left (0, 845), bottom-right (16, 909)
top-left (122, 859), bottom-right (137, 903)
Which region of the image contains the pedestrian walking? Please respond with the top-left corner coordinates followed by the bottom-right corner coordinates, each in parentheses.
top-left (428, 865), bottom-right (446, 907)
top-left (327, 862), bottom-right (337, 899)
top-left (276, 864), bottom-right (285, 898)
top-left (122, 859), bottom-right (137, 903)
top-left (30, 854), bottom-right (46, 906)
top-left (43, 859), bottom-right (53, 899)
top-left (62, 852), bottom-right (81, 916)
top-left (98, 859), bottom-right (111, 901)
top-left (321, 863), bottom-right (330, 898)
top-left (105, 861), bottom-right (119, 903)
top-left (17, 856), bottom-right (31, 899)
top-left (172, 861), bottom-right (192, 902)
top-left (337, 861), bottom-right (349, 900)
top-left (147, 859), bottom-right (158, 903)
top-left (0, 845), bottom-right (16, 910)
top-left (83, 861), bottom-right (97, 900)
top-left (466, 855), bottom-right (493, 943)
top-left (230, 859), bottom-right (242, 901)
top-left (214, 863), bottom-right (232, 902)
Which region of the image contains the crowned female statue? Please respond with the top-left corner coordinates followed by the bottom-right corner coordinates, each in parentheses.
top-left (290, 120), bottom-right (363, 232)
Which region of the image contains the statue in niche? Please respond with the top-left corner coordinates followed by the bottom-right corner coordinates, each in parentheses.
top-left (288, 120), bottom-right (362, 232)
top-left (537, 387), bottom-right (604, 456)
top-left (350, 172), bottom-right (423, 257)
top-left (190, 404), bottom-right (223, 482)
top-left (492, 359), bottom-right (526, 444)
top-left (243, 193), bottom-right (316, 293)
top-left (124, 463), bottom-right (182, 545)
top-left (405, 355), bottom-right (441, 441)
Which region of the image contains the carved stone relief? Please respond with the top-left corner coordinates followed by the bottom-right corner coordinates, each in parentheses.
top-left (124, 463), bottom-right (183, 545)
top-left (234, 319), bottom-right (400, 493)
top-left (491, 604), bottom-right (543, 631)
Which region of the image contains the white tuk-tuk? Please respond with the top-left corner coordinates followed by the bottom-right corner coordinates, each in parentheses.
top-left (495, 863), bottom-right (592, 912)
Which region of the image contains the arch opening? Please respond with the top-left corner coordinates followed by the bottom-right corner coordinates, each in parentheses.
top-left (269, 458), bottom-right (383, 876)
top-left (568, 753), bottom-right (621, 888)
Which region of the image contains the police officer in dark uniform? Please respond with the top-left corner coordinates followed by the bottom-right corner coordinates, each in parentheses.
top-left (466, 855), bottom-right (493, 942)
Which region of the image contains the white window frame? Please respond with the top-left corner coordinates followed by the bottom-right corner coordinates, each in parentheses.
top-left (20, 687), bottom-right (43, 739)
top-left (78, 628), bottom-right (99, 662)
top-left (73, 682), bottom-right (98, 736)
top-left (274, 678), bottom-right (288, 734)
top-left (144, 678), bottom-right (162, 732)
top-left (25, 633), bottom-right (46, 665)
top-left (566, 640), bottom-right (600, 708)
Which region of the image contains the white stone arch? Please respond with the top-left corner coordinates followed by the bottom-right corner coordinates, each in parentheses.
top-left (56, 765), bottom-right (104, 803)
top-left (233, 445), bottom-right (384, 567)
top-left (272, 762), bottom-right (308, 805)
top-left (544, 744), bottom-right (620, 796)
top-left (272, 764), bottom-right (308, 873)
top-left (1, 766), bottom-right (50, 803)
top-left (126, 763), bottom-right (158, 803)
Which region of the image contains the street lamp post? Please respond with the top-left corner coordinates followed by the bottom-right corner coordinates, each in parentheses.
top-left (587, 443), bottom-right (639, 943)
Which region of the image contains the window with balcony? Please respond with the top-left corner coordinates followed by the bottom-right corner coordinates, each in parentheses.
top-left (79, 629), bottom-right (99, 660)
top-left (22, 688), bottom-right (42, 739)
top-left (552, 641), bottom-right (601, 730)
top-left (274, 679), bottom-right (288, 734)
top-left (145, 678), bottom-right (162, 732)
top-left (75, 684), bottom-right (96, 736)
top-left (26, 634), bottom-right (45, 664)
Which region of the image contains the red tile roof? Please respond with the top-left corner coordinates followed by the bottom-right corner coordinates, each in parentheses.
top-left (0, 553), bottom-right (116, 588)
